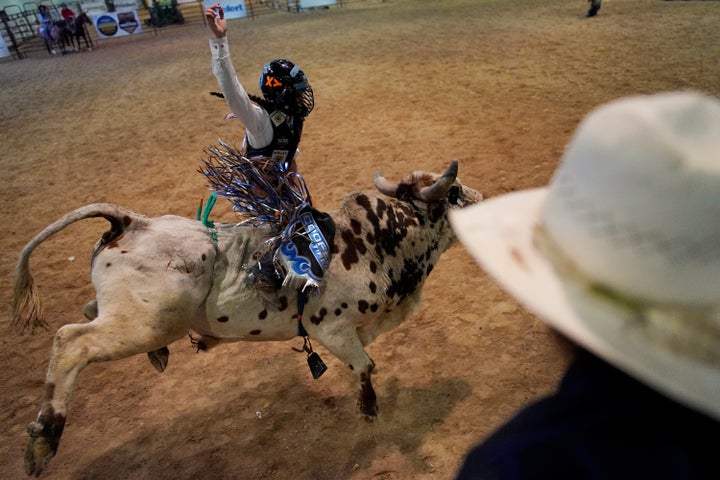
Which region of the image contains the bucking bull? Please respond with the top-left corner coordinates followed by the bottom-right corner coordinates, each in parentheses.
top-left (12, 160), bottom-right (481, 476)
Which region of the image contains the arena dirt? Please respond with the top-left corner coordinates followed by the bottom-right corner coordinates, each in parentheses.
top-left (2, 1), bottom-right (719, 478)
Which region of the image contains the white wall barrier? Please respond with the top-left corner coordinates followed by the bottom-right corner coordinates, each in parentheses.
top-left (300, 0), bottom-right (335, 7)
top-left (82, 0), bottom-right (140, 15)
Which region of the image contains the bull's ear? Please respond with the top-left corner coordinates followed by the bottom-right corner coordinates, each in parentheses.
top-left (448, 185), bottom-right (461, 205)
top-left (419, 160), bottom-right (458, 203)
top-left (374, 171), bottom-right (398, 198)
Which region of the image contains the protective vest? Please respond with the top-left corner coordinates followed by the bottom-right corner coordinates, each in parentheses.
top-left (244, 106), bottom-right (304, 170)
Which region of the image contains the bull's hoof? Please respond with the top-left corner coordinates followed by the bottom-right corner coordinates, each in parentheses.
top-left (25, 422), bottom-right (56, 477)
top-left (147, 346), bottom-right (169, 373)
top-left (188, 331), bottom-right (208, 352)
top-left (188, 332), bottom-right (221, 352)
top-left (357, 400), bottom-right (379, 422)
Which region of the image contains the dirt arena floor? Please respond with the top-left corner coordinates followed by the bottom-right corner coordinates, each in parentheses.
top-left (1, 0), bottom-right (719, 478)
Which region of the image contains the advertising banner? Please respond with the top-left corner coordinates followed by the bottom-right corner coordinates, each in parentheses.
top-left (81, 0), bottom-right (139, 15)
top-left (82, 2), bottom-right (109, 15)
top-left (204, 0), bottom-right (247, 20)
top-left (114, 0), bottom-right (141, 12)
top-left (93, 10), bottom-right (143, 38)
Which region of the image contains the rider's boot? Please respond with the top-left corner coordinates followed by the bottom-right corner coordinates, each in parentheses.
top-left (246, 252), bottom-right (284, 308)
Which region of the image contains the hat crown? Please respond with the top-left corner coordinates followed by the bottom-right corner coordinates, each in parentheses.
top-left (542, 92), bottom-right (720, 306)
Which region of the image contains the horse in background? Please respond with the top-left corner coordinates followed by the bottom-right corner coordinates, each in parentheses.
top-left (68, 12), bottom-right (94, 51)
top-left (38, 19), bottom-right (75, 55)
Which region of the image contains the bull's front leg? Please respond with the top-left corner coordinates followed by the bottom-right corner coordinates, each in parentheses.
top-left (313, 326), bottom-right (379, 420)
top-left (356, 360), bottom-right (378, 419)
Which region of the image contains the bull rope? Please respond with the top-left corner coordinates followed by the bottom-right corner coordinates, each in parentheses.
top-left (196, 193), bottom-right (218, 246)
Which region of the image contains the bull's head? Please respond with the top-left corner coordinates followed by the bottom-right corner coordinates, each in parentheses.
top-left (373, 160), bottom-right (482, 208)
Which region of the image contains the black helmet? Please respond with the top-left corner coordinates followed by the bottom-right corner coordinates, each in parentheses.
top-left (259, 59), bottom-right (314, 116)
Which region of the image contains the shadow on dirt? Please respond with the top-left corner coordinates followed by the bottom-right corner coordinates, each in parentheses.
top-left (74, 374), bottom-right (471, 479)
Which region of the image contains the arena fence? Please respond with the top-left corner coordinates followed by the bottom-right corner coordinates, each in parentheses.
top-left (0, 0), bottom-right (381, 61)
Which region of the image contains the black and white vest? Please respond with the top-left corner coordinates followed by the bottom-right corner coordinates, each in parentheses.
top-left (245, 106), bottom-right (304, 170)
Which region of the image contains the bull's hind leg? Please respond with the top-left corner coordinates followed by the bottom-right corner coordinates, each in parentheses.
top-left (83, 298), bottom-right (170, 373)
top-left (24, 314), bottom-right (187, 476)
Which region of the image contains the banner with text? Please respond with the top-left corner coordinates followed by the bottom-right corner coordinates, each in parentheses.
top-left (82, 0), bottom-right (139, 15)
top-left (204, 0), bottom-right (247, 20)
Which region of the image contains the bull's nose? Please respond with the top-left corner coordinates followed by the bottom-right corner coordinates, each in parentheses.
top-left (464, 189), bottom-right (483, 206)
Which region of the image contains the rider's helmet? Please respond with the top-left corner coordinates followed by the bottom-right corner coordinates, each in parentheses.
top-left (259, 59), bottom-right (314, 117)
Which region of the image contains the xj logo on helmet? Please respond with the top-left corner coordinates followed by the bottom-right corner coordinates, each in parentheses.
top-left (265, 76), bottom-right (283, 88)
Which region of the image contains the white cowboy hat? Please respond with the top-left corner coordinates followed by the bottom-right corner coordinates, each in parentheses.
top-left (450, 91), bottom-right (720, 420)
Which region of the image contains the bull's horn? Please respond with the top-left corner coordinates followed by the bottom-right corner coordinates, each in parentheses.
top-left (419, 160), bottom-right (458, 203)
top-left (374, 171), bottom-right (398, 197)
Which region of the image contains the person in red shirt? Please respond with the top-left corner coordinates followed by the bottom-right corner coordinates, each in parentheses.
top-left (60, 3), bottom-right (75, 19)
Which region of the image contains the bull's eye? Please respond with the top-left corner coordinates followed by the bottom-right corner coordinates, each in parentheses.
top-left (448, 186), bottom-right (460, 205)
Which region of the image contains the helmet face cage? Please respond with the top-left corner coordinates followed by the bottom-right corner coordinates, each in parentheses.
top-left (259, 59), bottom-right (314, 116)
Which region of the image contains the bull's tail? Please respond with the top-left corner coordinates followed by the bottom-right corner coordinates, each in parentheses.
top-left (12, 203), bottom-right (137, 334)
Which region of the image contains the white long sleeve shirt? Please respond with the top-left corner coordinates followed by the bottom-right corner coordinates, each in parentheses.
top-left (209, 37), bottom-right (274, 150)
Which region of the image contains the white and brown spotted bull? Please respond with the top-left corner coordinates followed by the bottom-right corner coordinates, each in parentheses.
top-left (13, 160), bottom-right (480, 476)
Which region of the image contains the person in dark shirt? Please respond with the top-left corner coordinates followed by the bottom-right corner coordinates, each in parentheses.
top-left (204, 4), bottom-right (329, 306)
top-left (456, 348), bottom-right (717, 479)
top-left (450, 91), bottom-right (720, 480)
top-left (205, 3), bottom-right (314, 174)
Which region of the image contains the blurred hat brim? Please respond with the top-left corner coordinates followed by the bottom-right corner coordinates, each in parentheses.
top-left (450, 189), bottom-right (720, 420)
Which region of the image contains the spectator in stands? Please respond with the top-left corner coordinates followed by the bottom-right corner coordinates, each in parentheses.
top-left (60, 3), bottom-right (75, 19)
top-left (450, 91), bottom-right (720, 479)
